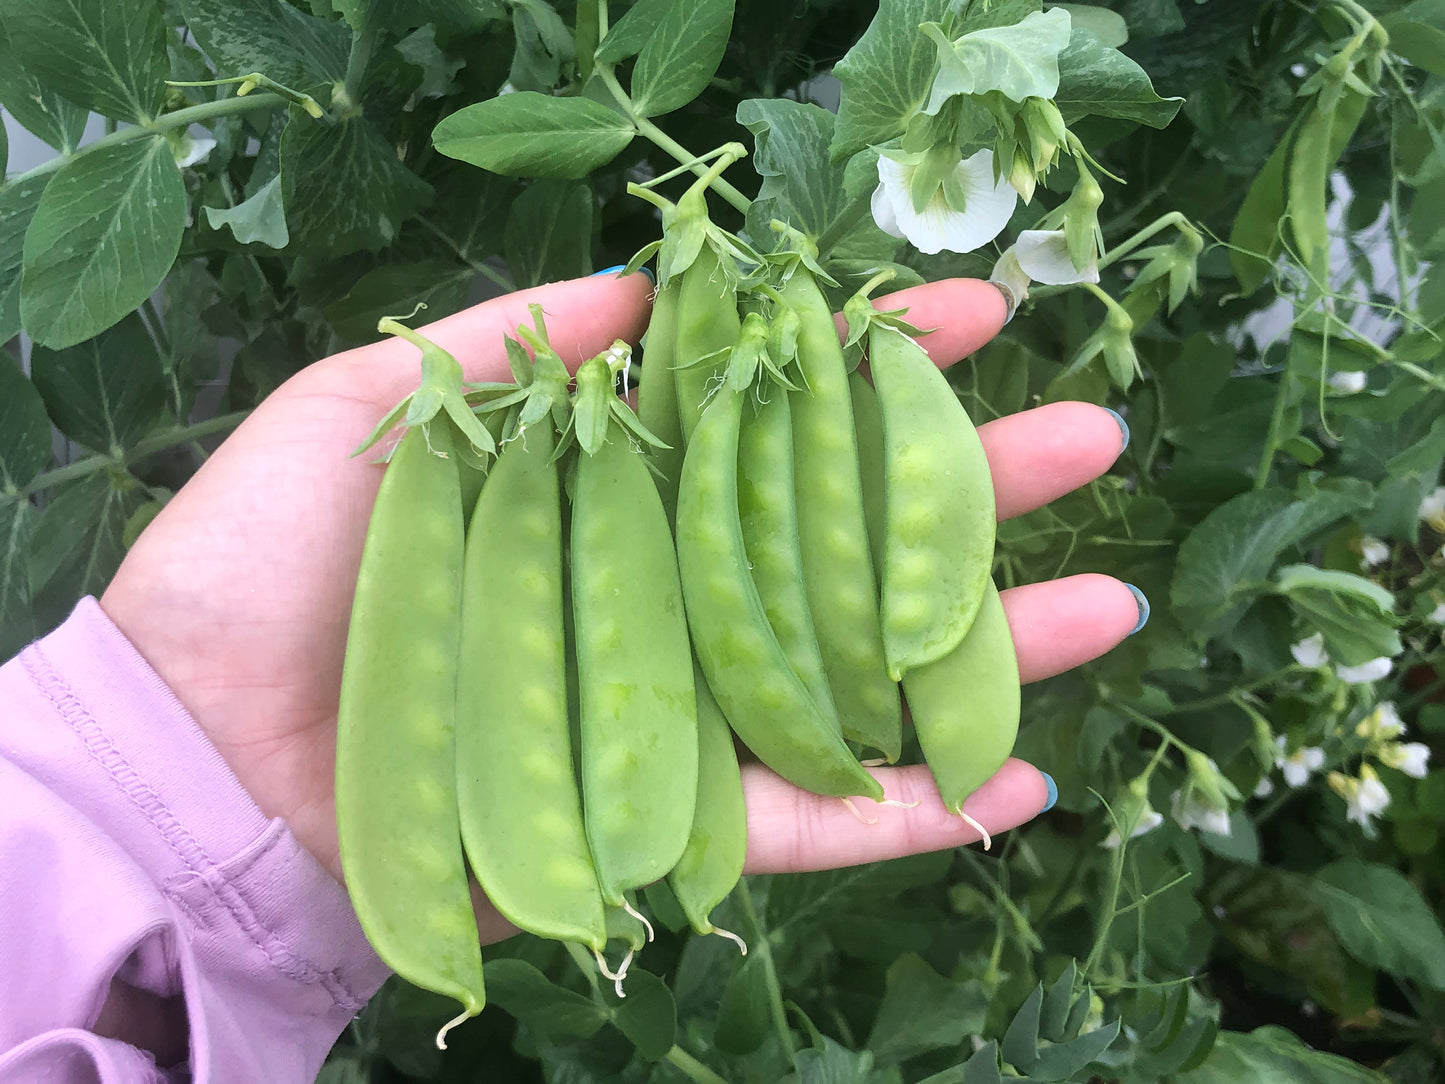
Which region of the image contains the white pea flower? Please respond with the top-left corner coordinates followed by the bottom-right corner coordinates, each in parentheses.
top-left (871, 148), bottom-right (1017, 256)
top-left (1358, 536), bottom-right (1389, 568)
top-left (1420, 486), bottom-right (1445, 533)
top-left (1327, 370), bottom-right (1367, 394)
top-left (1100, 807), bottom-right (1164, 849)
top-left (1356, 700), bottom-right (1405, 742)
top-left (1336, 656), bottom-right (1393, 685)
top-left (1290, 633), bottom-right (1330, 668)
top-left (1379, 741), bottom-right (1431, 778)
top-left (1170, 789), bottom-right (1232, 836)
top-left (1274, 737), bottom-right (1325, 788)
top-left (1254, 776), bottom-right (1275, 799)
top-left (1329, 765), bottom-right (1391, 830)
top-left (1013, 229), bottom-right (1100, 285)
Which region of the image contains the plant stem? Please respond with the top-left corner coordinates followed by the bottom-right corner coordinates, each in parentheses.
top-left (5, 94), bottom-right (286, 190)
top-left (665, 1047), bottom-right (731, 1084)
top-left (23, 412), bottom-right (250, 496)
top-left (736, 880), bottom-right (796, 1059)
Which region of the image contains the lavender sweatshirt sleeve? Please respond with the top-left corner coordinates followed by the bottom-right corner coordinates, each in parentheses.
top-left (0, 598), bottom-right (393, 1082)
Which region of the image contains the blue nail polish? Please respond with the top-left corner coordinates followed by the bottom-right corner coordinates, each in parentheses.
top-left (1103, 407), bottom-right (1130, 452)
top-left (1125, 583), bottom-right (1150, 635)
top-left (590, 264), bottom-right (627, 277)
top-left (1041, 773), bottom-right (1058, 813)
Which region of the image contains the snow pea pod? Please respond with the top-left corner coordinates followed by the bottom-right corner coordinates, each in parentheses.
top-left (456, 422), bottom-right (607, 952)
top-left (779, 268), bottom-right (901, 762)
top-left (572, 418), bottom-right (698, 906)
top-left (870, 323), bottom-right (995, 679)
top-left (336, 421), bottom-right (485, 1033)
top-left (677, 384), bottom-right (884, 800)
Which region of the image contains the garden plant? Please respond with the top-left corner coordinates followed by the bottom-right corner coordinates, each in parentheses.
top-left (2, 0), bottom-right (1445, 1080)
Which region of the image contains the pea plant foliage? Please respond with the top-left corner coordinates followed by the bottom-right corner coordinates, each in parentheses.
top-left (2, 0), bottom-right (1445, 1080)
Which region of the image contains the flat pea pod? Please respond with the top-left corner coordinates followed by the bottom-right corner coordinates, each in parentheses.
top-left (336, 422), bottom-right (485, 1025)
top-left (779, 269), bottom-right (901, 762)
top-left (870, 323), bottom-right (995, 680)
top-left (456, 423), bottom-right (607, 952)
top-left (903, 579), bottom-right (1020, 814)
top-left (737, 390), bottom-right (838, 723)
top-left (848, 369), bottom-right (886, 583)
top-left (677, 385), bottom-right (884, 800)
top-left (638, 277), bottom-right (685, 520)
top-left (675, 246), bottom-right (741, 443)
top-left (667, 668), bottom-right (747, 936)
top-left (572, 429), bottom-right (698, 906)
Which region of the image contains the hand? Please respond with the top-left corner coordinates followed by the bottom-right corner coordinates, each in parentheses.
top-left (101, 272), bottom-right (1140, 945)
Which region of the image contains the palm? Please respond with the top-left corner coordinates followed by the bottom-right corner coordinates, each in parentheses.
top-left (102, 273), bottom-right (1138, 943)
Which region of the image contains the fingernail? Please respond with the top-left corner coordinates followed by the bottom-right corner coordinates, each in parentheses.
top-left (1125, 583), bottom-right (1150, 635)
top-left (1103, 407), bottom-right (1130, 452)
top-left (988, 280), bottom-right (1018, 325)
top-left (1041, 773), bottom-right (1058, 813)
top-left (590, 264), bottom-right (627, 277)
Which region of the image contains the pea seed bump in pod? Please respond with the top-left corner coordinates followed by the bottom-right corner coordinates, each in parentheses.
top-left (336, 316), bottom-right (492, 1050)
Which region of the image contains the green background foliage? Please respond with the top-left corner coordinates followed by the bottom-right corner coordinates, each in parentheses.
top-left (2, 0), bottom-right (1445, 1080)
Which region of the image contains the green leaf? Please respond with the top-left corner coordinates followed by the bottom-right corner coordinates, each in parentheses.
top-left (281, 114), bottom-right (433, 259)
top-left (923, 8), bottom-right (1072, 112)
top-left (483, 958), bottom-right (608, 1040)
top-left (28, 473), bottom-right (146, 629)
top-left (831, 0), bottom-right (952, 159)
top-left (0, 496), bottom-right (37, 659)
top-left (1053, 28), bottom-right (1183, 128)
top-left (604, 968), bottom-right (675, 1061)
top-left (1178, 1026), bottom-right (1392, 1084)
top-left (503, 180), bottom-right (593, 288)
top-left (1314, 861), bottom-right (1445, 990)
top-left (29, 314), bottom-right (168, 454)
top-left (595, 0), bottom-right (670, 64)
top-left (865, 953), bottom-right (988, 1067)
top-left (20, 137), bottom-right (186, 350)
top-left (0, 0), bottom-right (168, 122)
top-left (179, 0), bottom-right (349, 92)
top-left (433, 93), bottom-right (635, 180)
top-left (1169, 482), bottom-right (1372, 641)
top-left (630, 0), bottom-right (735, 118)
top-left (205, 175), bottom-right (290, 249)
top-left (0, 22), bottom-right (89, 152)
top-left (324, 261), bottom-right (473, 342)
top-left (0, 358), bottom-right (53, 492)
top-left (0, 176), bottom-right (49, 346)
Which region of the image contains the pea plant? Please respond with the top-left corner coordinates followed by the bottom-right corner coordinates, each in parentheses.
top-left (2, 0), bottom-right (1444, 1081)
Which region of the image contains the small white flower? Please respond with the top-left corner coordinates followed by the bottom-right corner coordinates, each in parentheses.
top-left (1336, 656), bottom-right (1393, 684)
top-left (1357, 701), bottom-right (1405, 742)
top-left (1100, 808), bottom-right (1164, 848)
top-left (1170, 789), bottom-right (1232, 836)
top-left (1420, 486), bottom-right (1445, 532)
top-left (1430, 600), bottom-right (1445, 624)
top-left (1358, 537), bottom-right (1389, 568)
top-left (1254, 776), bottom-right (1275, 798)
top-left (1012, 229), bottom-right (1100, 285)
top-left (1379, 741), bottom-right (1431, 778)
top-left (1327, 370), bottom-right (1367, 394)
top-left (1274, 737), bottom-right (1326, 788)
top-left (1291, 633), bottom-right (1330, 668)
top-left (871, 149), bottom-right (1017, 256)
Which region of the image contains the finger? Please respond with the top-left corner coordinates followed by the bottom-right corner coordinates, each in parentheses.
top-left (836, 278), bottom-right (1009, 366)
top-left (1005, 573), bottom-right (1142, 683)
top-left (982, 402), bottom-right (1127, 521)
top-left (742, 758), bottom-right (1047, 874)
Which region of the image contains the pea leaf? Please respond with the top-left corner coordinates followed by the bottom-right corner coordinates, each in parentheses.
top-left (1314, 862), bottom-right (1445, 990)
top-left (0, 359), bottom-right (52, 493)
top-left (922, 8), bottom-right (1073, 112)
top-left (0, 176), bottom-right (49, 346)
top-left (205, 175), bottom-right (290, 249)
top-left (630, 0), bottom-right (735, 118)
top-left (503, 180), bottom-right (593, 287)
top-left (1053, 28), bottom-right (1183, 127)
top-left (20, 137), bottom-right (187, 350)
top-left (281, 113), bottom-right (433, 259)
top-left (0, 0), bottom-right (168, 123)
top-left (28, 473), bottom-right (147, 632)
top-left (866, 954), bottom-right (989, 1067)
top-left (831, 0), bottom-right (953, 160)
top-left (179, 0), bottom-right (349, 92)
top-left (324, 260), bottom-right (474, 342)
top-left (483, 958), bottom-right (609, 1040)
top-left (28, 314), bottom-right (168, 454)
top-left (433, 94), bottom-right (635, 180)
top-left (0, 22), bottom-right (89, 151)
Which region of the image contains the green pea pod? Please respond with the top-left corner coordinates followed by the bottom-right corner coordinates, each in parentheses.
top-left (667, 668), bottom-right (747, 937)
top-left (903, 579), bottom-right (1020, 814)
top-left (848, 370), bottom-right (886, 583)
top-left (677, 385), bottom-right (884, 800)
top-left (779, 269), bottom-right (902, 762)
top-left (675, 245), bottom-right (742, 442)
top-left (456, 423), bottom-right (607, 952)
top-left (870, 323), bottom-right (995, 680)
top-left (336, 422), bottom-right (485, 1026)
top-left (737, 390), bottom-right (838, 723)
top-left (572, 429), bottom-right (698, 906)
top-left (638, 277), bottom-right (685, 520)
